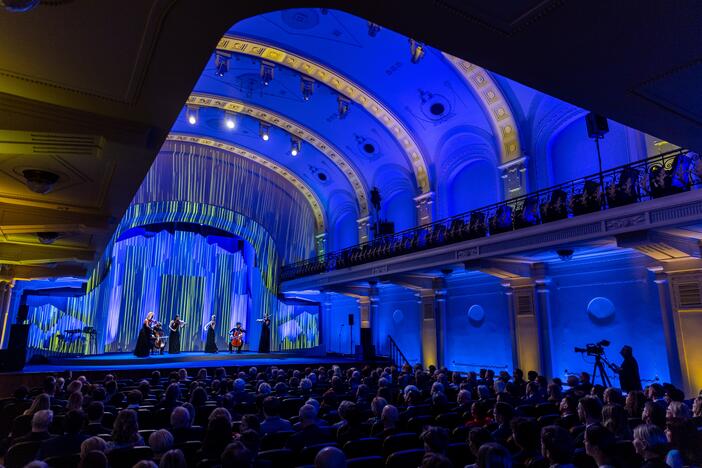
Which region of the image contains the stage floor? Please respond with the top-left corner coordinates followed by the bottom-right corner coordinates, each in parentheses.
top-left (19, 351), bottom-right (361, 374)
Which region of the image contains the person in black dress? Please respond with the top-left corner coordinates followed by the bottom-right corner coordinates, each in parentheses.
top-left (168, 315), bottom-right (186, 354)
top-left (229, 322), bottom-right (246, 354)
top-left (204, 315), bottom-right (218, 353)
top-left (134, 311), bottom-right (155, 357)
top-left (257, 315), bottom-right (271, 353)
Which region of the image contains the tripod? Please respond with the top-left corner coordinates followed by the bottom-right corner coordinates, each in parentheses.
top-left (591, 353), bottom-right (612, 387)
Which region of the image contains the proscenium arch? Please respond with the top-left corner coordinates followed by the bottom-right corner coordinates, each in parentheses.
top-left (186, 92), bottom-right (369, 219)
top-left (216, 34), bottom-right (431, 194)
top-left (166, 133), bottom-right (326, 236)
top-left (443, 53), bottom-right (522, 165)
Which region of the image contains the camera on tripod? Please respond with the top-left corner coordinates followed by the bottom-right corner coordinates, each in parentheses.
top-left (574, 339), bottom-right (610, 356)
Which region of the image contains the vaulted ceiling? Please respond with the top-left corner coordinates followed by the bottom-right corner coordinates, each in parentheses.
top-left (0, 0), bottom-right (699, 281)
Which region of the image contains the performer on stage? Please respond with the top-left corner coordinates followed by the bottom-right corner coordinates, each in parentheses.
top-left (168, 315), bottom-right (186, 354)
top-left (152, 320), bottom-right (166, 355)
top-left (257, 314), bottom-right (271, 353)
top-left (134, 311), bottom-right (155, 357)
top-left (203, 315), bottom-right (218, 353)
top-left (229, 322), bottom-right (246, 354)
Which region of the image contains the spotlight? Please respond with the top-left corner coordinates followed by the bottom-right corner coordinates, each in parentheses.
top-left (260, 61), bottom-right (275, 86)
top-left (214, 52), bottom-right (230, 77)
top-left (186, 105), bottom-right (199, 125)
top-left (409, 38), bottom-right (425, 64)
top-left (37, 232), bottom-right (60, 245)
top-left (556, 249), bottom-right (574, 261)
top-left (259, 122), bottom-right (271, 141)
top-left (337, 95), bottom-right (350, 119)
top-left (300, 76), bottom-right (315, 101)
top-left (22, 169), bottom-right (60, 194)
top-left (1, 0), bottom-right (40, 12)
top-left (224, 112), bottom-right (236, 130)
top-left (290, 137), bottom-right (301, 156)
top-left (367, 22), bottom-right (381, 37)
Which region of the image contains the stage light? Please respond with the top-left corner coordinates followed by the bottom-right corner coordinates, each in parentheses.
top-left (337, 95), bottom-right (350, 119)
top-left (300, 76), bottom-right (315, 101)
top-left (260, 61), bottom-right (275, 86)
top-left (290, 137), bottom-right (301, 156)
top-left (224, 112), bottom-right (236, 130)
top-left (367, 22), bottom-right (381, 37)
top-left (186, 105), bottom-right (198, 125)
top-left (259, 121), bottom-right (271, 141)
top-left (409, 38), bottom-right (425, 64)
top-left (214, 52), bottom-right (230, 77)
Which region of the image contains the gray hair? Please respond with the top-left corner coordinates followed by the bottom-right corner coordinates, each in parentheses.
top-left (80, 436), bottom-right (107, 458)
top-left (633, 424), bottom-right (667, 450)
top-left (258, 382), bottom-right (272, 395)
top-left (32, 409), bottom-right (53, 432)
top-left (148, 429), bottom-right (174, 454)
top-left (381, 405), bottom-right (399, 425)
top-left (170, 406), bottom-right (191, 429)
top-left (299, 404), bottom-right (317, 421)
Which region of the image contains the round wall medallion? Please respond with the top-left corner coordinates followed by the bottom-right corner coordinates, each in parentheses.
top-left (587, 297), bottom-right (615, 321)
top-left (392, 309), bottom-right (403, 324)
top-left (467, 304), bottom-right (485, 325)
top-left (281, 9), bottom-right (320, 29)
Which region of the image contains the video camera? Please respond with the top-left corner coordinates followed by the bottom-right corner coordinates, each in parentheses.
top-left (574, 339), bottom-right (610, 356)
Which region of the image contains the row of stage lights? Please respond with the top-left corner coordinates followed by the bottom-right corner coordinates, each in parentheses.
top-left (185, 106), bottom-right (302, 157)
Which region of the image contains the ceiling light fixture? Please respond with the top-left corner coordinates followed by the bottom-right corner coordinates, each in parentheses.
top-left (409, 38), bottom-right (425, 64)
top-left (259, 121), bottom-right (271, 141)
top-left (186, 105), bottom-right (199, 125)
top-left (22, 169), bottom-right (60, 194)
top-left (260, 61), bottom-right (275, 86)
top-left (214, 52), bottom-right (230, 77)
top-left (290, 137), bottom-right (301, 156)
top-left (224, 111), bottom-right (236, 130)
top-left (37, 232), bottom-right (60, 245)
top-left (300, 76), bottom-right (315, 101)
top-left (337, 95), bottom-right (350, 119)
top-left (367, 22), bottom-right (381, 37)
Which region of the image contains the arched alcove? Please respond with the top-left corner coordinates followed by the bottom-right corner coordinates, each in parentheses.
top-left (447, 159), bottom-right (500, 215)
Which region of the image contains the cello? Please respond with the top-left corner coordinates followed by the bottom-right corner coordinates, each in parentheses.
top-left (230, 329), bottom-right (244, 348)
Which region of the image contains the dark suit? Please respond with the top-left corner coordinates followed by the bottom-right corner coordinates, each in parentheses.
top-left (84, 423), bottom-right (111, 436)
top-left (37, 433), bottom-right (88, 459)
top-left (285, 424), bottom-right (331, 453)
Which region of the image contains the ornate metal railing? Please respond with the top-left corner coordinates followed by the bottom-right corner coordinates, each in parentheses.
top-left (282, 148), bottom-right (697, 281)
top-left (388, 335), bottom-right (411, 368)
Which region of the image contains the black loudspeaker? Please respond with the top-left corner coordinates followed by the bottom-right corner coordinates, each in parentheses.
top-left (585, 112), bottom-right (609, 138)
top-left (360, 328), bottom-right (375, 360)
top-left (0, 324), bottom-right (29, 371)
top-left (348, 314), bottom-right (354, 326)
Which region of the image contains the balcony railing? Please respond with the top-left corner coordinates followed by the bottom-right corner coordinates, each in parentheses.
top-left (282, 148), bottom-right (697, 281)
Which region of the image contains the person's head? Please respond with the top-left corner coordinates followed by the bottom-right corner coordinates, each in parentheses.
top-left (642, 401), bottom-right (666, 428)
top-left (237, 429), bottom-right (260, 456)
top-left (159, 449), bottom-right (186, 468)
top-left (578, 395), bottom-right (602, 424)
top-left (457, 389), bottom-right (471, 406)
top-left (584, 424), bottom-right (616, 465)
top-left (381, 404), bottom-right (399, 428)
top-left (633, 424), bottom-right (668, 459)
top-left (169, 406), bottom-right (190, 430)
top-left (233, 378), bottom-right (246, 393)
top-left (665, 418), bottom-right (702, 465)
top-left (221, 441), bottom-right (253, 468)
top-left (420, 426), bottom-right (449, 455)
top-left (510, 417), bottom-right (539, 451)
top-left (314, 446), bottom-right (346, 468)
top-left (112, 409), bottom-right (139, 444)
top-left (66, 379), bottom-right (83, 395)
top-left (262, 396), bottom-right (282, 418)
top-left (620, 345), bottom-right (633, 358)
top-left (467, 427), bottom-right (494, 457)
top-left (693, 396), bottom-right (702, 417)
top-left (559, 395), bottom-right (577, 416)
top-left (13, 385), bottom-right (29, 400)
top-left (149, 429), bottom-right (174, 455)
top-left (299, 404), bottom-right (317, 425)
top-left (67, 391), bottom-right (84, 412)
top-left (79, 450), bottom-right (107, 468)
top-left (421, 453), bottom-right (453, 468)
top-left (209, 407), bottom-right (232, 425)
top-left (127, 389), bottom-right (142, 407)
top-left (32, 409), bottom-right (53, 433)
top-left (28, 393), bottom-right (51, 415)
top-left (493, 402), bottom-right (514, 425)
top-left (240, 413), bottom-right (260, 433)
top-left (190, 387), bottom-right (208, 407)
top-left (666, 401), bottom-right (691, 420)
top-left (625, 390), bottom-right (646, 418)
top-left (80, 436), bottom-right (107, 459)
top-left (64, 409), bottom-right (85, 434)
top-left (541, 425), bottom-right (573, 464)
top-left (371, 396), bottom-right (387, 417)
top-left (205, 415), bottom-right (233, 447)
top-left (477, 442), bottom-right (512, 468)
top-left (603, 387), bottom-right (622, 406)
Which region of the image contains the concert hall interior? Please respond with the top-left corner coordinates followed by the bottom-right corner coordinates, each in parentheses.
top-left (1, 2), bottom-right (702, 468)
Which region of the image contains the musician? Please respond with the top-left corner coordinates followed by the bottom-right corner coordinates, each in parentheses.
top-left (610, 345), bottom-right (642, 392)
top-left (229, 322), bottom-right (246, 354)
top-left (152, 321), bottom-right (165, 355)
top-left (134, 311), bottom-right (155, 357)
top-left (168, 315), bottom-right (186, 354)
top-left (257, 314), bottom-right (271, 353)
top-left (203, 315), bottom-right (218, 353)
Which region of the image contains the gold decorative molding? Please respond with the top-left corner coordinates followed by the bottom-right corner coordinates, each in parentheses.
top-left (443, 53), bottom-right (522, 164)
top-left (217, 35), bottom-right (430, 194)
top-left (187, 92), bottom-right (369, 217)
top-left (166, 133), bottom-right (326, 233)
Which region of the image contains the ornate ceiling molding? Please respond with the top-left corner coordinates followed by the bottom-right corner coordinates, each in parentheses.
top-left (165, 133), bottom-right (326, 234)
top-left (187, 92), bottom-right (369, 217)
top-left (443, 53), bottom-right (522, 164)
top-left (216, 35), bottom-right (430, 194)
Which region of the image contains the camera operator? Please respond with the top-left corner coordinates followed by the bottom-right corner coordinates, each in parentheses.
top-left (609, 345), bottom-right (642, 392)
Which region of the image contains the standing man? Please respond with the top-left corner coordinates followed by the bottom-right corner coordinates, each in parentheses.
top-left (229, 322), bottom-right (246, 354)
top-left (611, 345), bottom-right (642, 392)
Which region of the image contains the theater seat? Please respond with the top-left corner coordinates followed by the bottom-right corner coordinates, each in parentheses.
top-left (261, 430), bottom-right (295, 450)
top-left (386, 448), bottom-right (425, 468)
top-left (257, 448), bottom-right (295, 468)
top-left (5, 440), bottom-right (41, 468)
top-left (447, 442), bottom-right (473, 467)
top-left (299, 442), bottom-right (339, 464)
top-left (346, 455), bottom-right (384, 468)
top-left (107, 445), bottom-right (153, 467)
top-left (383, 432), bottom-right (421, 457)
top-left (43, 452), bottom-right (80, 468)
top-left (343, 437), bottom-right (382, 458)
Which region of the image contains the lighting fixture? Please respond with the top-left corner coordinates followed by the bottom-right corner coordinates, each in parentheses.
top-left (186, 105), bottom-right (199, 125)
top-left (367, 22), bottom-right (381, 37)
top-left (300, 76), bottom-right (315, 101)
top-left (337, 95), bottom-right (350, 119)
top-left (214, 52), bottom-right (230, 77)
top-left (224, 111), bottom-right (236, 130)
top-left (259, 121), bottom-right (271, 141)
top-left (409, 38), bottom-right (425, 64)
top-left (290, 137), bottom-right (301, 156)
top-left (260, 61), bottom-right (275, 86)
top-left (37, 232), bottom-right (60, 245)
top-left (1, 0), bottom-right (39, 12)
top-left (22, 169), bottom-right (60, 194)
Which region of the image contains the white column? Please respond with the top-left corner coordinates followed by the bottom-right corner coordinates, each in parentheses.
top-left (498, 156), bottom-right (529, 198)
top-left (413, 191), bottom-right (435, 226)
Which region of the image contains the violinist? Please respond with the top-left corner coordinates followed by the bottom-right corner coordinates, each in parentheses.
top-left (168, 315), bottom-right (186, 354)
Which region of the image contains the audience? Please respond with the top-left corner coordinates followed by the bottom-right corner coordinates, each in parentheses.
top-left (0, 362), bottom-right (700, 468)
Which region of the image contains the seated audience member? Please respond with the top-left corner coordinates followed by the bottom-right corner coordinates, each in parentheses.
top-left (169, 406), bottom-right (200, 444)
top-left (373, 404), bottom-right (400, 438)
top-left (578, 395), bottom-right (603, 428)
top-left (149, 429), bottom-right (174, 462)
top-left (467, 427), bottom-right (494, 462)
top-left (633, 424), bottom-right (668, 468)
top-left (464, 401), bottom-right (492, 428)
top-left (625, 390), bottom-right (647, 419)
top-left (37, 409), bottom-right (88, 459)
top-left (666, 401), bottom-right (691, 420)
top-left (602, 404), bottom-right (632, 441)
top-left (79, 450), bottom-right (108, 468)
top-left (693, 395), bottom-right (702, 417)
top-left (260, 396), bottom-right (293, 435)
top-left (421, 426), bottom-right (449, 456)
top-left (12, 409), bottom-right (54, 445)
top-left (240, 414), bottom-right (261, 434)
top-left (665, 418), bottom-right (702, 468)
top-left (454, 389), bottom-right (472, 417)
top-left (642, 401), bottom-right (667, 429)
top-left (66, 391), bottom-right (84, 412)
top-left (200, 414), bottom-right (233, 458)
top-left (80, 436), bottom-right (107, 460)
top-left (23, 393), bottom-right (51, 417)
top-left (314, 446), bottom-right (346, 468)
top-left (522, 381), bottom-right (542, 405)
top-left (541, 425), bottom-right (574, 467)
top-left (159, 448), bottom-right (187, 468)
top-left (220, 441), bottom-right (253, 468)
top-left (85, 401), bottom-right (110, 436)
top-left (491, 402), bottom-right (514, 445)
top-left (368, 396), bottom-right (387, 427)
top-left (236, 429), bottom-right (261, 461)
top-left (559, 395), bottom-right (580, 430)
top-left (476, 442), bottom-right (511, 468)
top-left (286, 404), bottom-right (331, 453)
top-left (107, 409), bottom-right (144, 452)
top-left (584, 424), bottom-right (617, 468)
top-left (511, 417), bottom-right (542, 466)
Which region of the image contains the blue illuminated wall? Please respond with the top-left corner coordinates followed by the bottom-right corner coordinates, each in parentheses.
top-left (545, 251), bottom-right (670, 384)
top-left (373, 284), bottom-right (421, 365)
